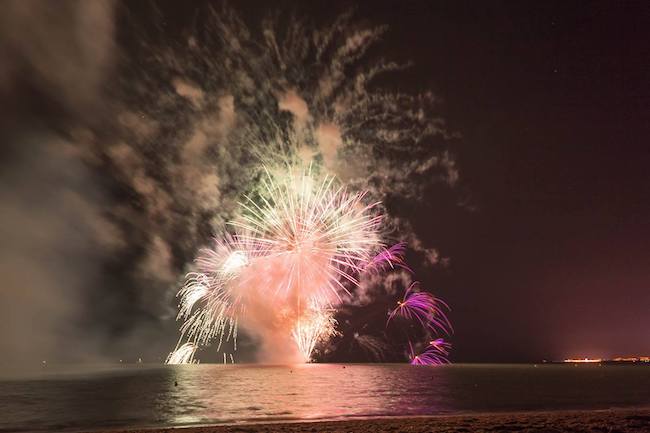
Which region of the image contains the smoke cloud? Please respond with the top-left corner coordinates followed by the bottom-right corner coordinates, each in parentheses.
top-left (0, 0), bottom-right (121, 367)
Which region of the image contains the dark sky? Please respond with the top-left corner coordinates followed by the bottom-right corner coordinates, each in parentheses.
top-left (1, 0), bottom-right (648, 364)
top-left (364, 0), bottom-right (650, 361)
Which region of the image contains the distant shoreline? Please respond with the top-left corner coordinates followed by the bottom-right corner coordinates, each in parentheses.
top-left (101, 408), bottom-right (650, 433)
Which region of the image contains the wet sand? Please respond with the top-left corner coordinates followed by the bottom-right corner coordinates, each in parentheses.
top-left (105, 408), bottom-right (650, 432)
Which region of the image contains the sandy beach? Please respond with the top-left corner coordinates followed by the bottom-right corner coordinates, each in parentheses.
top-left (103, 408), bottom-right (650, 433)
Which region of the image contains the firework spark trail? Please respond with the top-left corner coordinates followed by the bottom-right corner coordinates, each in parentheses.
top-left (387, 282), bottom-right (452, 335)
top-left (166, 342), bottom-right (198, 364)
top-left (292, 308), bottom-right (338, 362)
top-left (364, 242), bottom-right (411, 274)
top-left (409, 339), bottom-right (450, 366)
top-left (174, 234), bottom-right (268, 352)
top-left (429, 338), bottom-right (452, 356)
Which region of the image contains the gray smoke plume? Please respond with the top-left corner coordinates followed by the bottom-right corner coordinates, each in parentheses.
top-left (0, 0), bottom-right (119, 367)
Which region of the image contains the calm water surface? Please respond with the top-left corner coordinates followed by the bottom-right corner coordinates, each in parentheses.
top-left (1, 363), bottom-right (649, 432)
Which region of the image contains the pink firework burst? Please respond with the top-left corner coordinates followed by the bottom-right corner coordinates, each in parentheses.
top-left (170, 169), bottom-right (386, 363)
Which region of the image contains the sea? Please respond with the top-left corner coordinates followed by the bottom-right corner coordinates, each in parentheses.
top-left (1, 363), bottom-right (649, 432)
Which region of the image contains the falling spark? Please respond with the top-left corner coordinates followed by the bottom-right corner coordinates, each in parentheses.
top-left (292, 307), bottom-right (338, 362)
top-left (166, 342), bottom-right (198, 365)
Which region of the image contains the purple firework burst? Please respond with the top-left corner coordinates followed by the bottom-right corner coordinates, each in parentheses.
top-left (364, 242), bottom-right (411, 274)
top-left (387, 282), bottom-right (452, 335)
top-left (409, 339), bottom-right (451, 365)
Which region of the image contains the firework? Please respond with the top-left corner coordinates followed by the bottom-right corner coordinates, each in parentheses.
top-left (428, 338), bottom-right (452, 356)
top-left (111, 5), bottom-right (455, 365)
top-left (169, 169), bottom-right (452, 364)
top-left (387, 282), bottom-right (452, 335)
top-left (233, 168), bottom-right (384, 303)
top-left (409, 340), bottom-right (450, 365)
top-left (174, 234), bottom-right (267, 353)
top-left (364, 242), bottom-right (411, 274)
top-left (166, 342), bottom-right (198, 365)
top-left (170, 168), bottom-right (387, 363)
top-left (292, 307), bottom-right (338, 362)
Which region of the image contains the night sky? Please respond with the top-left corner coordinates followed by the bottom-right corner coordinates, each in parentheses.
top-left (376, 0), bottom-right (650, 361)
top-left (1, 0), bottom-right (648, 364)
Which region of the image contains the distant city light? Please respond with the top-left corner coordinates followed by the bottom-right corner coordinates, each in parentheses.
top-left (563, 356), bottom-right (649, 364)
top-left (564, 358), bottom-right (602, 363)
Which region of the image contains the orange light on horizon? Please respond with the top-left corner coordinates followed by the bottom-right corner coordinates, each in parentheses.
top-left (612, 356), bottom-right (650, 362)
top-left (563, 357), bottom-right (602, 363)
